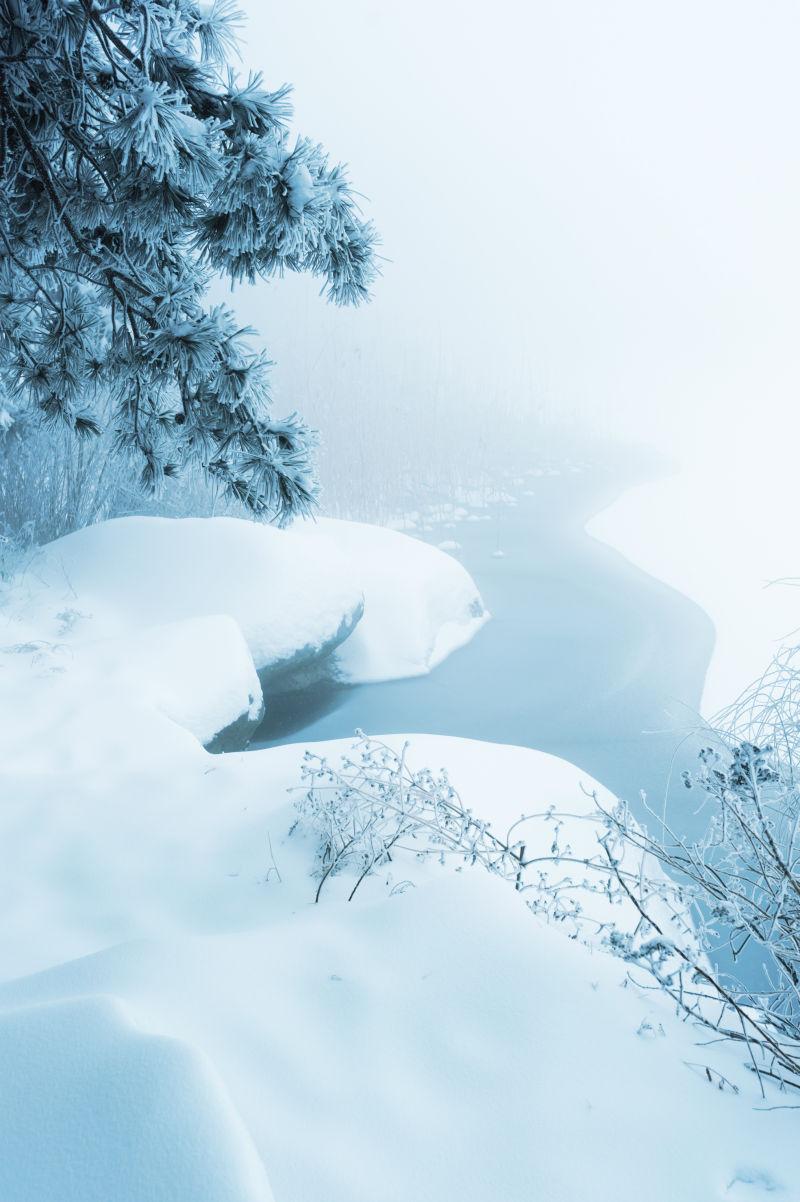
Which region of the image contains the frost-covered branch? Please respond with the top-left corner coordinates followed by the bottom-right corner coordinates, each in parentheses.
top-left (0, 0), bottom-right (379, 521)
top-left (294, 729), bottom-right (800, 1093)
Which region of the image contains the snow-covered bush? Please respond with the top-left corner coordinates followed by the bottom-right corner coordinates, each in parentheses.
top-left (608, 650), bottom-right (800, 1095)
top-left (296, 731), bottom-right (800, 1094)
top-left (0, 0), bottom-right (377, 522)
top-left (596, 761), bottom-right (800, 1096)
top-left (294, 734), bottom-right (534, 903)
top-left (293, 735), bottom-right (693, 944)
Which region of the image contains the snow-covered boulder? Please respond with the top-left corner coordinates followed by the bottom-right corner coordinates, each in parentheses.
top-left (296, 518), bottom-right (490, 682)
top-left (19, 514), bottom-right (488, 692)
top-left (2, 514), bottom-right (488, 756)
top-left (0, 614), bottom-right (264, 772)
top-left (80, 615), bottom-right (264, 751)
top-left (24, 515), bottom-right (365, 681)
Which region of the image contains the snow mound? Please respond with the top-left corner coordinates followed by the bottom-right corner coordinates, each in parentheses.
top-left (0, 515), bottom-right (489, 761)
top-left (0, 612), bottom-right (263, 769)
top-left (0, 996), bottom-right (274, 1202)
top-left (25, 516), bottom-right (364, 677)
top-left (21, 514), bottom-right (487, 691)
top-left (296, 519), bottom-right (489, 682)
top-left (82, 615), bottom-right (264, 750)
top-left (1, 875), bottom-right (796, 1202)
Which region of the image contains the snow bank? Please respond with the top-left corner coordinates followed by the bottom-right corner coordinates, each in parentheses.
top-left (22, 515), bottom-right (364, 677)
top-left (589, 456), bottom-right (800, 716)
top-left (297, 518), bottom-right (489, 682)
top-left (0, 736), bottom-right (633, 980)
top-left (82, 615), bottom-right (264, 750)
top-left (0, 613), bottom-right (262, 771)
top-left (0, 735), bottom-right (796, 1201)
top-left (0, 513), bottom-right (489, 763)
top-left (0, 996), bottom-right (274, 1202)
top-left (23, 513), bottom-right (489, 689)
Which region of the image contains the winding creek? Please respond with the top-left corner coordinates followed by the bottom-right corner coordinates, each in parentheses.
top-left (251, 463), bottom-right (716, 835)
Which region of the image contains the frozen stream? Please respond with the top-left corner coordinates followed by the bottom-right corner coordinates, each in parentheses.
top-left (252, 465), bottom-right (715, 828)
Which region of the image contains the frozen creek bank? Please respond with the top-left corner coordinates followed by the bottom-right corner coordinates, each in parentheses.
top-left (0, 514), bottom-right (487, 763)
top-left (254, 465), bottom-right (715, 839)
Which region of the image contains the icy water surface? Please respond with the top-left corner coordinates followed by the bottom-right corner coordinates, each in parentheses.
top-left (251, 465), bottom-right (714, 827)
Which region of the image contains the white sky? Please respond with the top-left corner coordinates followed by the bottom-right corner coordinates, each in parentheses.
top-left (233, 1), bottom-right (800, 460)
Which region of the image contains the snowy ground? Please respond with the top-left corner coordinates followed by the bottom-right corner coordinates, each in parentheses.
top-left (1, 732), bottom-right (798, 1201)
top-left (1, 513), bottom-right (797, 1200)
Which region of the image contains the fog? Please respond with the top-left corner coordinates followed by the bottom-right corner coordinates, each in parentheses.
top-left (230, 0), bottom-right (800, 467)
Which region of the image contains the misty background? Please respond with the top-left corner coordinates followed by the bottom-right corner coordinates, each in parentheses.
top-left (224, 0), bottom-right (799, 485)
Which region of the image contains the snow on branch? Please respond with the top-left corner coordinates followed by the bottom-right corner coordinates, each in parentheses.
top-left (0, 0), bottom-right (379, 522)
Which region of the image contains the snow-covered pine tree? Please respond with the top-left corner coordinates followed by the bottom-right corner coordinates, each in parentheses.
top-left (0, 0), bottom-right (378, 521)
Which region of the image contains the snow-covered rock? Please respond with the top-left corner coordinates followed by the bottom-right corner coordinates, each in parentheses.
top-left (15, 513), bottom-right (488, 694)
top-left (0, 616), bottom-right (263, 773)
top-left (22, 515), bottom-right (365, 680)
top-left (81, 615), bottom-right (265, 751)
top-left (297, 518), bottom-right (489, 682)
top-left (0, 514), bottom-right (489, 760)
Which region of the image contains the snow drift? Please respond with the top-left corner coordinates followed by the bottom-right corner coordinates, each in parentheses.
top-left (299, 518), bottom-right (490, 682)
top-left (0, 996), bottom-right (274, 1202)
top-left (21, 513), bottom-right (489, 686)
top-left (1, 515), bottom-right (488, 755)
top-left (21, 515), bottom-right (365, 679)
